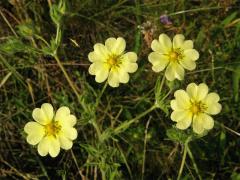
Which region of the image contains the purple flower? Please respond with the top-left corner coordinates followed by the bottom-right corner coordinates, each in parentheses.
top-left (160, 15), bottom-right (172, 25)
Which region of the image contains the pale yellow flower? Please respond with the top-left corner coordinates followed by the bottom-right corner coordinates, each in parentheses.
top-left (24, 103), bottom-right (77, 157)
top-left (148, 34), bottom-right (199, 81)
top-left (88, 37), bottom-right (138, 87)
top-left (170, 83), bottom-right (221, 134)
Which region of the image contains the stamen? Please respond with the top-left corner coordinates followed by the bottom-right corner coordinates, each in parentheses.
top-left (107, 54), bottom-right (122, 68)
top-left (169, 52), bottom-right (178, 60)
top-left (45, 121), bottom-right (61, 136)
top-left (190, 101), bottom-right (207, 115)
top-left (169, 48), bottom-right (184, 62)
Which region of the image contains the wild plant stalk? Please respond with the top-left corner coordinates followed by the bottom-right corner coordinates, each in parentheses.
top-left (187, 145), bottom-right (202, 180)
top-left (177, 137), bottom-right (191, 180)
top-left (142, 117), bottom-right (151, 180)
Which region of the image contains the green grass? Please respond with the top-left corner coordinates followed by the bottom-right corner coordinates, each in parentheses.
top-left (1, 0), bottom-right (240, 179)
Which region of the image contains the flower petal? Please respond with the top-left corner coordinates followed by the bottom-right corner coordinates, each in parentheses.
top-left (59, 135), bottom-right (73, 150)
top-left (192, 115), bottom-right (204, 134)
top-left (88, 52), bottom-right (104, 62)
top-left (201, 113), bottom-right (214, 130)
top-left (62, 127), bottom-right (78, 140)
top-left (170, 100), bottom-right (180, 111)
top-left (196, 83), bottom-right (209, 100)
top-left (165, 63), bottom-right (176, 81)
top-left (95, 67), bottom-right (109, 83)
top-left (186, 83), bottom-right (198, 99)
top-left (118, 69), bottom-right (129, 83)
top-left (93, 43), bottom-right (109, 61)
top-left (184, 49), bottom-right (199, 61)
top-left (176, 118), bottom-right (192, 130)
top-left (108, 70), bottom-right (120, 87)
top-left (37, 137), bottom-right (50, 156)
top-left (171, 110), bottom-right (192, 123)
top-left (204, 93), bottom-right (221, 115)
top-left (55, 106), bottom-right (70, 120)
top-left (148, 52), bottom-right (169, 72)
top-left (151, 39), bottom-right (164, 53)
top-left (159, 34), bottom-right (172, 53)
top-left (88, 62), bottom-right (107, 75)
top-left (55, 107), bottom-right (77, 127)
top-left (173, 34), bottom-right (185, 49)
top-left (105, 37), bottom-right (126, 55)
top-left (174, 63), bottom-right (185, 80)
top-left (121, 52), bottom-right (138, 73)
top-left (121, 62), bottom-right (138, 73)
top-left (174, 89), bottom-right (191, 109)
top-left (38, 136), bottom-right (61, 158)
top-left (24, 121), bottom-right (44, 134)
top-left (32, 103), bottom-right (53, 125)
top-left (122, 52), bottom-right (137, 63)
top-left (26, 133), bottom-right (44, 146)
top-left (48, 136), bottom-right (61, 158)
top-left (25, 122), bottom-right (45, 145)
top-left (165, 63), bottom-right (184, 81)
top-left (180, 58), bottom-right (196, 70)
top-left (183, 40), bottom-right (193, 49)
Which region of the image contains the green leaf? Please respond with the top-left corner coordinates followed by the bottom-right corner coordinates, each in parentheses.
top-left (166, 127), bottom-right (208, 143)
top-left (50, 0), bottom-right (67, 26)
top-left (166, 127), bottom-right (189, 143)
top-left (221, 12), bottom-right (237, 27)
top-left (0, 37), bottom-right (32, 55)
top-left (80, 144), bottom-right (99, 157)
top-left (232, 66), bottom-right (240, 102)
top-left (17, 21), bottom-right (39, 37)
top-left (231, 172), bottom-right (240, 180)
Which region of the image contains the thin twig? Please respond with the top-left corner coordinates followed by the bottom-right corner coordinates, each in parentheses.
top-left (0, 9), bottom-right (18, 37)
top-left (142, 117), bottom-right (152, 180)
top-left (187, 146), bottom-right (202, 180)
top-left (71, 150), bottom-right (86, 180)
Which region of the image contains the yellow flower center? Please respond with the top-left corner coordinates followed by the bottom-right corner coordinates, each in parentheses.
top-left (45, 121), bottom-right (61, 136)
top-left (107, 54), bottom-right (122, 69)
top-left (169, 49), bottom-right (184, 62)
top-left (169, 52), bottom-right (178, 60)
top-left (190, 101), bottom-right (207, 115)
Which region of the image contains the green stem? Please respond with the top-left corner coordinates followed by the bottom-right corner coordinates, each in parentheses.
top-left (100, 159), bottom-right (106, 180)
top-left (177, 137), bottom-right (191, 180)
top-left (34, 34), bottom-right (50, 47)
top-left (53, 55), bottom-right (87, 111)
top-left (95, 81), bottom-right (108, 108)
top-left (93, 81), bottom-right (108, 139)
top-left (0, 9), bottom-right (18, 37)
top-left (55, 25), bottom-right (61, 45)
top-left (114, 105), bottom-right (157, 135)
top-left (187, 145), bottom-right (202, 180)
top-left (159, 75), bottom-right (165, 94)
top-left (92, 119), bottom-right (102, 138)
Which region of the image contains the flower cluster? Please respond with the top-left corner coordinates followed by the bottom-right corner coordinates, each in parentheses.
top-left (24, 34), bottom-right (221, 157)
